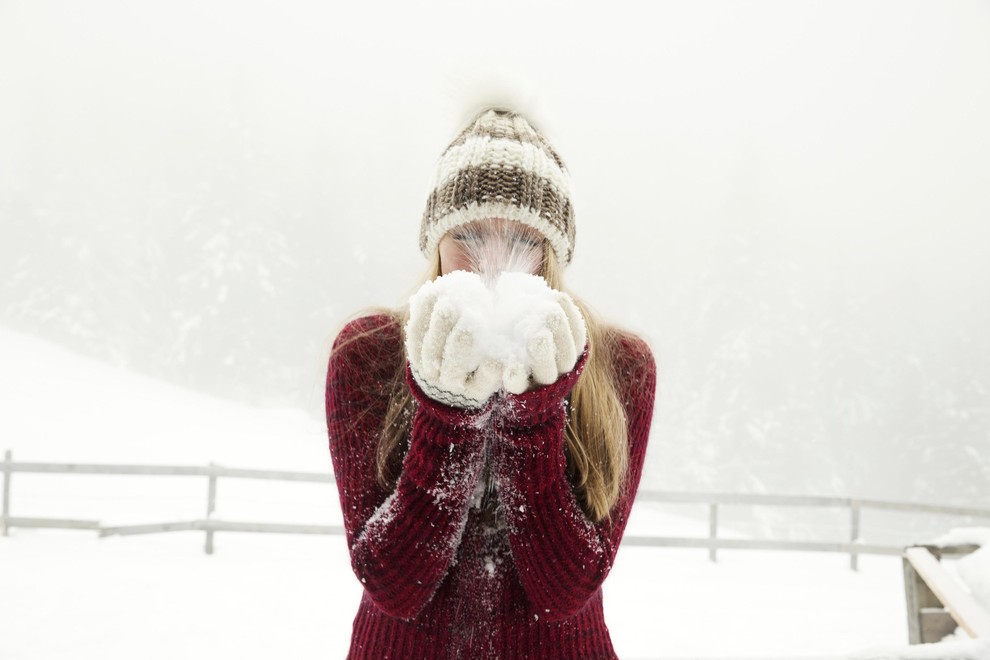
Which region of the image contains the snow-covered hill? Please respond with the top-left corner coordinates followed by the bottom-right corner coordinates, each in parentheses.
top-left (0, 325), bottom-right (326, 468)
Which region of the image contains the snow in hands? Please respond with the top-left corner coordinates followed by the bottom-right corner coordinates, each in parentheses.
top-left (405, 270), bottom-right (586, 410)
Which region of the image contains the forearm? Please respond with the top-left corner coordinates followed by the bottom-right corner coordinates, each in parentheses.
top-left (491, 408), bottom-right (611, 621)
top-left (349, 412), bottom-right (486, 620)
top-left (480, 347), bottom-right (612, 620)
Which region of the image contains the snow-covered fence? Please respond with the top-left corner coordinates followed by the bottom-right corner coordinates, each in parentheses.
top-left (3, 449), bottom-right (990, 565)
top-left (0, 449), bottom-right (342, 554)
top-left (1, 450), bottom-right (105, 533)
top-left (636, 490), bottom-right (990, 570)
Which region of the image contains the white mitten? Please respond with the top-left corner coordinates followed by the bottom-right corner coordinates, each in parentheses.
top-left (405, 271), bottom-right (503, 409)
top-left (491, 273), bottom-right (588, 394)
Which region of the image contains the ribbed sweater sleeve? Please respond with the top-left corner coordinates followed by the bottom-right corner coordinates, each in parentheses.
top-left (325, 315), bottom-right (490, 621)
top-left (490, 335), bottom-right (657, 622)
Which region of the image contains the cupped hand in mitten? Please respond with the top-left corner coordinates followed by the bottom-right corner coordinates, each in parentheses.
top-left (492, 272), bottom-right (588, 395)
top-left (405, 271), bottom-right (503, 410)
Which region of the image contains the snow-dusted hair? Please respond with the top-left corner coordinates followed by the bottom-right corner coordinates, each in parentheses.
top-left (331, 241), bottom-right (635, 525)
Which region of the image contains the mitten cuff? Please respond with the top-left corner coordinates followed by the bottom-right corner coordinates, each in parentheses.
top-left (406, 361), bottom-right (495, 431)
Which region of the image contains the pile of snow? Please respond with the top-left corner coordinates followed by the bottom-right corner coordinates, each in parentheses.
top-left (929, 527), bottom-right (990, 616)
top-left (406, 269), bottom-right (586, 395)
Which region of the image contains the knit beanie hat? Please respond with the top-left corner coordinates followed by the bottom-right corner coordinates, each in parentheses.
top-left (419, 108), bottom-right (576, 267)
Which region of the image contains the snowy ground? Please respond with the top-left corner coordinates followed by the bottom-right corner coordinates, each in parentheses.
top-left (1, 521), bottom-right (908, 659)
top-left (0, 327), bottom-right (980, 658)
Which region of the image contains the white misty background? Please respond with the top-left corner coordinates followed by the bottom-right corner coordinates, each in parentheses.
top-left (1, 0), bottom-right (989, 546)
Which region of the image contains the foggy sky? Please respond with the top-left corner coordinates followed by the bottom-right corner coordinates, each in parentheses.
top-left (1, 0), bottom-right (988, 502)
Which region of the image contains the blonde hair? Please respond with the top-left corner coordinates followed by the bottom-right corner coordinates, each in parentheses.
top-left (331, 242), bottom-right (633, 524)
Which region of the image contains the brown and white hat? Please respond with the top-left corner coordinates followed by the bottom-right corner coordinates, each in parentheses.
top-left (419, 108), bottom-right (576, 267)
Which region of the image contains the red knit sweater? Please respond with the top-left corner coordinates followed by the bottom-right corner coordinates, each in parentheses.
top-left (325, 313), bottom-right (657, 659)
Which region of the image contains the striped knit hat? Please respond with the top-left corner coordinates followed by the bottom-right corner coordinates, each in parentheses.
top-left (419, 108), bottom-right (576, 267)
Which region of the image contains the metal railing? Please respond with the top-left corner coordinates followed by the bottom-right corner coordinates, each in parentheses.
top-left (4, 449), bottom-right (989, 564)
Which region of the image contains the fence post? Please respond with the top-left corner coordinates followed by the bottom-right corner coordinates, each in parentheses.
top-left (2, 450), bottom-right (10, 537)
top-left (205, 462), bottom-right (217, 555)
top-left (709, 503), bottom-right (718, 562)
top-left (850, 502), bottom-right (861, 571)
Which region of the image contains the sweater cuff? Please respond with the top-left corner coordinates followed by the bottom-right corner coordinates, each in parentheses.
top-left (496, 344), bottom-right (590, 432)
top-left (403, 363), bottom-right (490, 492)
top-left (405, 361), bottom-right (495, 432)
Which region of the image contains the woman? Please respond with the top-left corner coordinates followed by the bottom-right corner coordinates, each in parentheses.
top-left (326, 108), bottom-right (657, 659)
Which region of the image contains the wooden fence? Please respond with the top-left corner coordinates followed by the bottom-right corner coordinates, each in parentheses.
top-left (4, 449), bottom-right (990, 565)
top-left (902, 542), bottom-right (990, 643)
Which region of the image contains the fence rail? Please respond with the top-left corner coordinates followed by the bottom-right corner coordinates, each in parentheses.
top-left (4, 449), bottom-right (989, 564)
